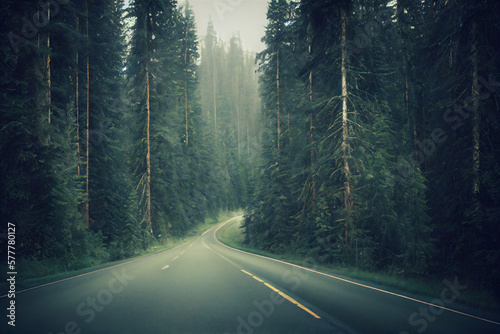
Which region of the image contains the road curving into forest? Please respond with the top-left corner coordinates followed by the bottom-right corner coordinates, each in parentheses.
top-left (2, 217), bottom-right (500, 334)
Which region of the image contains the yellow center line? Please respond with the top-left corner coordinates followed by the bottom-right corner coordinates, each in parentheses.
top-left (162, 265), bottom-right (170, 270)
top-left (253, 276), bottom-right (264, 283)
top-left (279, 291), bottom-right (299, 304)
top-left (225, 242), bottom-right (500, 326)
top-left (241, 269), bottom-right (321, 319)
top-left (297, 303), bottom-right (321, 319)
top-left (241, 269), bottom-right (253, 276)
top-left (264, 282), bottom-right (279, 292)
top-left (172, 255), bottom-right (179, 261)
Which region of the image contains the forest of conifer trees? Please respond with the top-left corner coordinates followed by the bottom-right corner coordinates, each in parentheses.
top-left (0, 0), bottom-right (499, 301)
top-left (0, 0), bottom-right (259, 274)
top-left (244, 0), bottom-right (500, 297)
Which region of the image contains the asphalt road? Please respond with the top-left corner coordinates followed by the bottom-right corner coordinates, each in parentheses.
top-left (2, 217), bottom-right (500, 334)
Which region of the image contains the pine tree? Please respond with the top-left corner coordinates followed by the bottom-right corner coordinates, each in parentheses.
top-left (245, 0), bottom-right (299, 252)
top-left (1, 0), bottom-right (87, 263)
top-left (418, 0), bottom-right (500, 286)
top-left (180, 2), bottom-right (198, 147)
top-left (127, 0), bottom-right (179, 238)
top-left (82, 0), bottom-right (135, 250)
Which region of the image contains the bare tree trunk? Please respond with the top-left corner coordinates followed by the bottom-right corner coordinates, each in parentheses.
top-left (86, 1), bottom-right (90, 228)
top-left (287, 112), bottom-right (290, 144)
top-left (184, 24), bottom-right (189, 147)
top-left (47, 7), bottom-right (51, 126)
top-left (246, 121), bottom-right (250, 155)
top-left (407, 76), bottom-right (417, 149)
top-left (308, 21), bottom-right (316, 215)
top-left (276, 48), bottom-right (280, 152)
top-left (143, 7), bottom-right (154, 236)
top-left (310, 71), bottom-right (316, 215)
top-left (397, 0), bottom-right (416, 151)
top-left (185, 76), bottom-right (188, 146)
top-left (86, 53), bottom-right (90, 228)
top-left (146, 65), bottom-right (152, 234)
top-left (212, 46), bottom-right (217, 140)
top-left (404, 74), bottom-right (409, 118)
top-left (76, 17), bottom-right (80, 177)
top-left (341, 8), bottom-right (352, 250)
top-left (471, 19), bottom-right (480, 194)
top-left (37, 12), bottom-right (40, 48)
top-left (236, 70), bottom-right (241, 159)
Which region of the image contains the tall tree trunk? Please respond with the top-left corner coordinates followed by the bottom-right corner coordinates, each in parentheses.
top-left (310, 70), bottom-right (316, 215)
top-left (407, 75), bottom-right (417, 148)
top-left (246, 121), bottom-right (250, 155)
top-left (76, 17), bottom-right (80, 177)
top-left (185, 75), bottom-right (188, 146)
top-left (397, 0), bottom-right (416, 150)
top-left (47, 7), bottom-right (51, 126)
top-left (212, 46), bottom-right (217, 140)
top-left (341, 8), bottom-right (352, 250)
top-left (184, 24), bottom-right (189, 147)
top-left (287, 111), bottom-right (290, 144)
top-left (236, 70), bottom-right (241, 159)
top-left (471, 18), bottom-right (480, 194)
top-left (308, 21), bottom-right (316, 215)
top-left (144, 6), bottom-right (153, 236)
top-left (146, 66), bottom-right (152, 234)
top-left (86, 1), bottom-right (90, 228)
top-left (86, 53), bottom-right (90, 228)
top-left (276, 48), bottom-right (280, 152)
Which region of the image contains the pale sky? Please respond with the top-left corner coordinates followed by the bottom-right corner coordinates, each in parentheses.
top-left (185, 0), bottom-right (269, 53)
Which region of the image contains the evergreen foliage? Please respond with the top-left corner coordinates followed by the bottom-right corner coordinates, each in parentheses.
top-left (245, 0), bottom-right (500, 295)
top-left (0, 0), bottom-right (259, 274)
top-left (0, 0), bottom-right (498, 299)
top-left (198, 21), bottom-right (261, 214)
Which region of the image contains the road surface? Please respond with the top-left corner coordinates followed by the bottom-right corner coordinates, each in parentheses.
top-left (2, 217), bottom-right (500, 333)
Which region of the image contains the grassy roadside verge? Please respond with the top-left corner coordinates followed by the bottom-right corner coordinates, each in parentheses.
top-left (1, 211), bottom-right (243, 296)
top-left (217, 217), bottom-right (499, 312)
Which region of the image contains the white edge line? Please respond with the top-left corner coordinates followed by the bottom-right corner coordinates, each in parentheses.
top-left (0, 237), bottom-right (192, 298)
top-left (214, 218), bottom-right (500, 326)
top-left (0, 218), bottom-right (240, 299)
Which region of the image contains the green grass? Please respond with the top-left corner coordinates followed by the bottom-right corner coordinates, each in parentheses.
top-left (216, 215), bottom-right (246, 248)
top-left (216, 217), bottom-right (499, 311)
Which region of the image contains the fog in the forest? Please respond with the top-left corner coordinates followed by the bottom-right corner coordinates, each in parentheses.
top-left (188, 0), bottom-right (268, 52)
